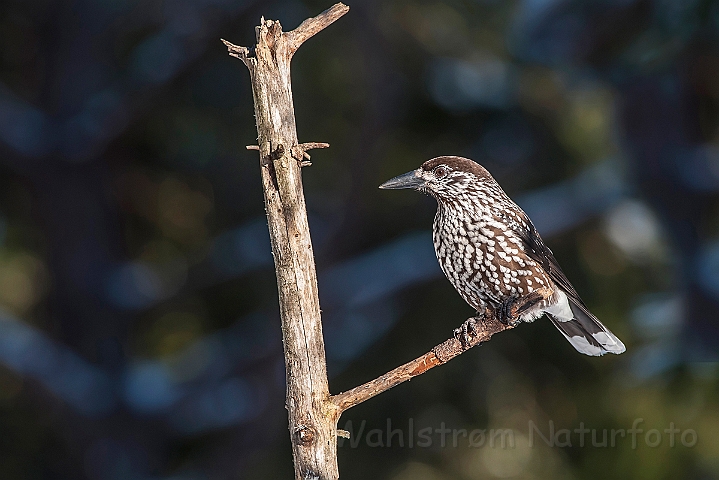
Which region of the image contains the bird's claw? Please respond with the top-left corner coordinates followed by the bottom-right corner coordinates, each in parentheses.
top-left (498, 298), bottom-right (521, 326)
top-left (499, 292), bottom-right (546, 326)
top-left (454, 317), bottom-right (480, 348)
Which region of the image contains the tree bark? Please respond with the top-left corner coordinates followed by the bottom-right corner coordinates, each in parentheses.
top-left (223, 4), bottom-right (349, 479)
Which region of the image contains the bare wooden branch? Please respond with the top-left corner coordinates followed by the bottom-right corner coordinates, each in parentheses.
top-left (330, 309), bottom-right (515, 412)
top-left (223, 5), bottom-right (348, 480)
top-left (220, 38), bottom-right (249, 65)
top-left (298, 142), bottom-right (331, 151)
top-left (285, 3), bottom-right (350, 54)
top-left (293, 142), bottom-right (331, 165)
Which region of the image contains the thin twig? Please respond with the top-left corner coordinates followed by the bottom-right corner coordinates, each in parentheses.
top-left (299, 142), bottom-right (331, 150)
top-left (330, 306), bottom-right (526, 413)
top-left (285, 3), bottom-right (350, 54)
top-left (220, 38), bottom-right (250, 65)
top-left (291, 142), bottom-right (330, 165)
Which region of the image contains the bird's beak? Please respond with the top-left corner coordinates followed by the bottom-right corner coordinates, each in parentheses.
top-left (379, 169), bottom-right (425, 190)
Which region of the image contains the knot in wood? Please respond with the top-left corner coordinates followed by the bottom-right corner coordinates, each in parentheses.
top-left (270, 144), bottom-right (285, 161)
top-left (294, 425), bottom-right (317, 446)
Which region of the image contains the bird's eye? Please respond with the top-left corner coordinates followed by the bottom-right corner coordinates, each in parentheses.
top-left (434, 166), bottom-right (448, 178)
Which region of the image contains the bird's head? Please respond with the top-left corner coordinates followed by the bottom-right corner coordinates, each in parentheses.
top-left (379, 156), bottom-right (493, 200)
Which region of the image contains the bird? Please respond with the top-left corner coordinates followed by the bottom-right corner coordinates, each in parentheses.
top-left (379, 156), bottom-right (625, 356)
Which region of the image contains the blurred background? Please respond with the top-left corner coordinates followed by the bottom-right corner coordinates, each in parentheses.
top-left (0, 0), bottom-right (718, 478)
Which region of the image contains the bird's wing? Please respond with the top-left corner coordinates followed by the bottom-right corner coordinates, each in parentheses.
top-left (512, 211), bottom-right (625, 355)
top-left (508, 211), bottom-right (587, 310)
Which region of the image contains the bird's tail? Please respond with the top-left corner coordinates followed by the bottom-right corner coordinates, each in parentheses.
top-left (548, 294), bottom-right (626, 356)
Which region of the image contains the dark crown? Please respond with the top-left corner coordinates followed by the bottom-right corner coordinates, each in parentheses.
top-left (421, 156), bottom-right (493, 181)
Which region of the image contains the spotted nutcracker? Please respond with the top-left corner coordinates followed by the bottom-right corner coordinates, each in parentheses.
top-left (380, 156), bottom-right (625, 356)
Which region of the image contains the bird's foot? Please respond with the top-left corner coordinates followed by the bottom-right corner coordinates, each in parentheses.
top-left (498, 292), bottom-right (546, 326)
top-left (454, 316), bottom-right (481, 348)
top-left (498, 297), bottom-right (522, 326)
top-left (515, 291), bottom-right (545, 316)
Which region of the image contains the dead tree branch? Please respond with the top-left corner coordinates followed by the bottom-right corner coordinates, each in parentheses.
top-left (330, 308), bottom-right (516, 413)
top-left (223, 4), bottom-right (348, 480)
top-left (285, 3), bottom-right (351, 54)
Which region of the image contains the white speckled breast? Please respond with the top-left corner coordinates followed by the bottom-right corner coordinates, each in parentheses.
top-left (432, 185), bottom-right (552, 313)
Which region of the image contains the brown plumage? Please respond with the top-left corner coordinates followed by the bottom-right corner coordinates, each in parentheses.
top-left (380, 156), bottom-right (625, 356)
